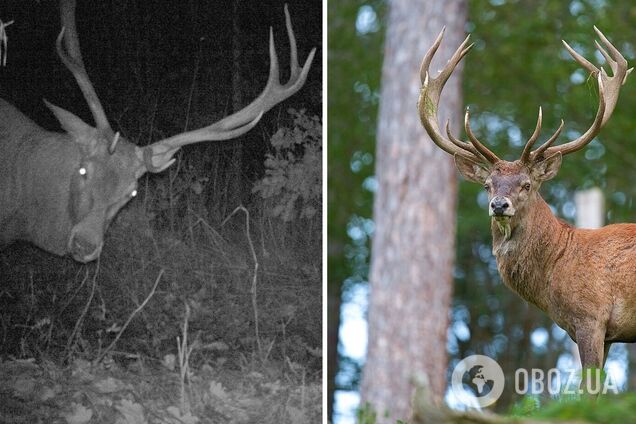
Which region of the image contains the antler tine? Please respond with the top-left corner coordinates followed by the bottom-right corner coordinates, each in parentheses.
top-left (538, 28), bottom-right (630, 159)
top-left (419, 27), bottom-right (445, 83)
top-left (284, 4), bottom-right (300, 80)
top-left (594, 40), bottom-right (614, 72)
top-left (562, 40), bottom-right (598, 76)
top-left (563, 27), bottom-right (629, 128)
top-left (541, 74), bottom-right (606, 157)
top-left (531, 119), bottom-right (564, 160)
top-left (438, 34), bottom-right (473, 87)
top-left (419, 31), bottom-right (474, 98)
top-left (520, 107), bottom-right (543, 163)
top-left (109, 132), bottom-right (120, 154)
top-left (464, 108), bottom-right (500, 164)
top-left (417, 29), bottom-right (486, 163)
top-left (57, 0), bottom-right (111, 132)
top-left (594, 26), bottom-right (625, 74)
top-left (444, 119), bottom-right (484, 159)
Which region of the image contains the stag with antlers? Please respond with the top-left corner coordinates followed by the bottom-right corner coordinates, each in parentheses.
top-left (0, 0), bottom-right (314, 263)
top-left (418, 27), bottom-right (634, 371)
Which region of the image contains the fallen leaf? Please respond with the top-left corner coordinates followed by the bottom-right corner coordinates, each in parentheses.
top-left (115, 399), bottom-right (145, 424)
top-left (63, 402), bottom-right (93, 424)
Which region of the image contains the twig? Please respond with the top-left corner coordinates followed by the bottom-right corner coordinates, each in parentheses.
top-left (95, 269), bottom-right (163, 364)
top-left (65, 262), bottom-right (99, 361)
top-left (177, 302), bottom-right (196, 414)
top-left (222, 205), bottom-right (262, 357)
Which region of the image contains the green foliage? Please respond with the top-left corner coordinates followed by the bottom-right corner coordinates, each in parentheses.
top-left (524, 392), bottom-right (636, 423)
top-left (328, 0), bottom-right (386, 290)
top-left (356, 402), bottom-right (410, 424)
top-left (253, 108), bottom-right (322, 222)
top-left (356, 402), bottom-right (379, 424)
top-left (509, 367), bottom-right (623, 422)
top-left (509, 394), bottom-right (541, 417)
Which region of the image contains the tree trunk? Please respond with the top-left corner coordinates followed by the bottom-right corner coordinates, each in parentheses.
top-left (228, 0), bottom-right (244, 204)
top-left (360, 1), bottom-right (466, 422)
top-left (327, 285), bottom-right (341, 421)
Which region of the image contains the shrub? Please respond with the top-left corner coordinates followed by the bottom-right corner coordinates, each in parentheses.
top-left (252, 108), bottom-right (322, 222)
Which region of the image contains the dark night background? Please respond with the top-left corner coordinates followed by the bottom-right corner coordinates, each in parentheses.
top-left (0, 3), bottom-right (321, 421)
top-left (0, 0), bottom-right (320, 154)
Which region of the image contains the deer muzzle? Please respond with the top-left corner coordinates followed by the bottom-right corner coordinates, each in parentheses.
top-left (489, 196), bottom-right (515, 217)
top-left (68, 225), bottom-right (104, 263)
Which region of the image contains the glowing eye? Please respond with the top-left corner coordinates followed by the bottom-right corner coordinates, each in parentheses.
top-left (131, 190), bottom-right (137, 198)
top-left (79, 167), bottom-right (87, 176)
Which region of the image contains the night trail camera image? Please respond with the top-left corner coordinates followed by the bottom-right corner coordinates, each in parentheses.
top-left (0, 0), bottom-right (322, 422)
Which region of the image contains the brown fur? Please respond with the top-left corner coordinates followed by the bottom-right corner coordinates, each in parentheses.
top-left (457, 156), bottom-right (636, 368)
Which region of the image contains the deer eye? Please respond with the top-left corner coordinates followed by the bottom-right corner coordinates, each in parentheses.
top-left (77, 165), bottom-right (88, 181)
top-left (523, 182), bottom-right (531, 191)
top-left (484, 184), bottom-right (490, 191)
top-left (131, 189), bottom-right (137, 198)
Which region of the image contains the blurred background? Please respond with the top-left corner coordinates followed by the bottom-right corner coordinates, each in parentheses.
top-left (328, 0), bottom-right (636, 422)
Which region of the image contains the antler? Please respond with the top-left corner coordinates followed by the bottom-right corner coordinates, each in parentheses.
top-left (142, 4), bottom-right (316, 172)
top-left (57, 0), bottom-right (112, 133)
top-left (523, 26), bottom-right (631, 162)
top-left (417, 28), bottom-right (500, 164)
top-left (420, 27), bottom-right (630, 167)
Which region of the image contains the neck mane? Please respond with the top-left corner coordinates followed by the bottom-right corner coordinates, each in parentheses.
top-left (490, 193), bottom-right (573, 311)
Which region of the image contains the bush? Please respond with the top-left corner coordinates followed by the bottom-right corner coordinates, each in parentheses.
top-left (252, 108), bottom-right (322, 222)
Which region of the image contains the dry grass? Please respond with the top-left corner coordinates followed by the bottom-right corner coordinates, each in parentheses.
top-left (0, 134), bottom-right (321, 421)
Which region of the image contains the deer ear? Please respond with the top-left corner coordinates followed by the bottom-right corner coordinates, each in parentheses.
top-left (532, 152), bottom-right (562, 182)
top-left (44, 100), bottom-right (100, 155)
top-left (44, 100), bottom-right (94, 138)
top-left (454, 154), bottom-right (490, 184)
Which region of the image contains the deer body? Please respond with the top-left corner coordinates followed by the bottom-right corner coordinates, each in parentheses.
top-left (0, 98), bottom-right (78, 252)
top-left (418, 27), bottom-right (634, 368)
top-left (493, 191), bottom-right (636, 346)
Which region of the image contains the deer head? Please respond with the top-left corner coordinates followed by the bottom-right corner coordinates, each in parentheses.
top-left (40, 0), bottom-right (314, 262)
top-left (418, 27), bottom-right (631, 238)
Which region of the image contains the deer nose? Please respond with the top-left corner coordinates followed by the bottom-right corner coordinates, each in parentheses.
top-left (490, 197), bottom-right (510, 216)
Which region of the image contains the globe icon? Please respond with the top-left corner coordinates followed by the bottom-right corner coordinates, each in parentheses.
top-left (451, 355), bottom-right (505, 407)
top-left (465, 364), bottom-right (494, 396)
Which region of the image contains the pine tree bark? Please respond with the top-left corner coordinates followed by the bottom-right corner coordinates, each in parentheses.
top-left (360, 1), bottom-right (466, 422)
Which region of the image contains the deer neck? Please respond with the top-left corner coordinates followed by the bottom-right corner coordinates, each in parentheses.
top-left (490, 193), bottom-right (568, 311)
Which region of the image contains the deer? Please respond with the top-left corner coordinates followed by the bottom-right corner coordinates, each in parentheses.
top-left (418, 27), bottom-right (634, 373)
top-left (0, 0), bottom-right (315, 263)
